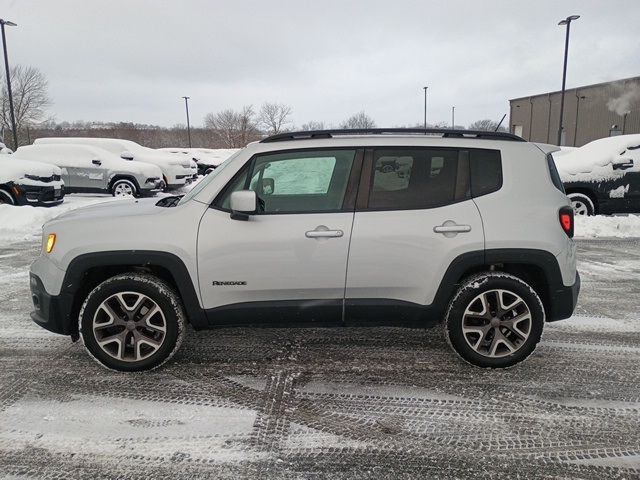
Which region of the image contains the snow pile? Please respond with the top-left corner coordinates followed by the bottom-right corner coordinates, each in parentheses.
top-left (159, 148), bottom-right (240, 167)
top-left (554, 134), bottom-right (640, 183)
top-left (575, 214), bottom-right (640, 238)
top-left (34, 137), bottom-right (194, 170)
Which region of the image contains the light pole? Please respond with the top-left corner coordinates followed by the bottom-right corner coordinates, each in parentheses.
top-left (451, 106), bottom-right (455, 128)
top-left (0, 19), bottom-right (18, 150)
top-left (423, 86), bottom-right (428, 130)
top-left (182, 96), bottom-right (191, 148)
top-left (557, 14), bottom-right (580, 146)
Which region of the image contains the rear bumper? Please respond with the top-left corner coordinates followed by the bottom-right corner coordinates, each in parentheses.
top-left (138, 179), bottom-right (165, 197)
top-left (547, 271), bottom-right (580, 322)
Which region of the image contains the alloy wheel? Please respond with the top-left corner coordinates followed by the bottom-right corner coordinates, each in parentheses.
top-left (92, 291), bottom-right (167, 362)
top-left (571, 200), bottom-right (588, 216)
top-left (461, 289), bottom-right (532, 358)
top-left (113, 182), bottom-right (135, 196)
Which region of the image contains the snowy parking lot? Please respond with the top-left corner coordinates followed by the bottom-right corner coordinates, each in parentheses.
top-left (1, 198), bottom-right (640, 478)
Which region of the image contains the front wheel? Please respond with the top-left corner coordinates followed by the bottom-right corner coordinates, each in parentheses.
top-left (111, 179), bottom-right (138, 197)
top-left (445, 272), bottom-right (544, 368)
top-left (78, 273), bottom-right (185, 371)
top-left (567, 192), bottom-right (595, 216)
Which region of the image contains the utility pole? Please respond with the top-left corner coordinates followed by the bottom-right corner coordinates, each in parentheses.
top-left (557, 15), bottom-right (580, 146)
top-left (182, 96), bottom-right (192, 148)
top-left (423, 86), bottom-right (428, 130)
top-left (0, 19), bottom-right (18, 150)
top-left (451, 106), bottom-right (455, 128)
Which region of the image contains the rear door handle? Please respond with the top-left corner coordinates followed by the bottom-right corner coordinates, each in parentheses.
top-left (433, 222), bottom-right (471, 234)
top-left (306, 225), bottom-right (344, 238)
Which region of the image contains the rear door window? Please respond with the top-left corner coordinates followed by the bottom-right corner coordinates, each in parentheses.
top-left (367, 148), bottom-right (470, 210)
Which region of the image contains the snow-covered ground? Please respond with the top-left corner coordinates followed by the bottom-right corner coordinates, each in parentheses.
top-left (0, 236), bottom-right (639, 478)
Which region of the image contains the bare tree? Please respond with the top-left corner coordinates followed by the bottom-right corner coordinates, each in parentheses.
top-left (468, 119), bottom-right (507, 132)
top-left (1, 65), bottom-right (52, 146)
top-left (258, 102), bottom-right (292, 135)
top-left (300, 120), bottom-right (325, 131)
top-left (340, 111), bottom-right (376, 129)
top-left (204, 105), bottom-right (260, 147)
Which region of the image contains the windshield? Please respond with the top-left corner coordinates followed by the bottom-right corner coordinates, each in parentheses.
top-left (178, 149), bottom-right (243, 205)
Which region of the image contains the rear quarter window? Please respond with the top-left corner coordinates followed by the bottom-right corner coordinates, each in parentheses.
top-left (469, 149), bottom-right (502, 197)
top-left (547, 153), bottom-right (566, 193)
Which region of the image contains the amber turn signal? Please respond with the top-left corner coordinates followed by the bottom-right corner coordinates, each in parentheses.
top-left (46, 233), bottom-right (56, 253)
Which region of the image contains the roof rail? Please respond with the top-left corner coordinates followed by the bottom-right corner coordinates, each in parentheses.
top-left (260, 128), bottom-right (525, 143)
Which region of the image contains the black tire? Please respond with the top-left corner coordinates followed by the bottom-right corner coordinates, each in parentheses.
top-left (111, 178), bottom-right (138, 197)
top-left (0, 188), bottom-right (15, 205)
top-left (445, 272), bottom-right (544, 368)
top-left (78, 273), bottom-right (185, 371)
top-left (567, 192), bottom-right (595, 216)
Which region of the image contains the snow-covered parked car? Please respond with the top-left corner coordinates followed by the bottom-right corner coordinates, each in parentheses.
top-left (0, 155), bottom-right (65, 206)
top-left (0, 141), bottom-right (14, 154)
top-left (553, 135), bottom-right (640, 215)
top-left (34, 137), bottom-right (197, 190)
top-left (159, 148), bottom-right (240, 175)
top-left (13, 144), bottom-right (164, 197)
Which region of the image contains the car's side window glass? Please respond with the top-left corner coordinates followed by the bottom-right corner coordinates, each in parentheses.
top-left (469, 149), bottom-right (502, 197)
top-left (368, 148), bottom-right (469, 210)
top-left (216, 149), bottom-right (356, 214)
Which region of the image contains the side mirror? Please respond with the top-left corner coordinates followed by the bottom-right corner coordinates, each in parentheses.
top-left (120, 151), bottom-right (134, 160)
top-left (613, 158), bottom-right (634, 170)
top-left (229, 190), bottom-right (257, 221)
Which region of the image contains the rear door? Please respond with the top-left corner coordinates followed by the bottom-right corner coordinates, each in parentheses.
top-left (344, 147), bottom-right (485, 323)
top-left (197, 148), bottom-right (362, 325)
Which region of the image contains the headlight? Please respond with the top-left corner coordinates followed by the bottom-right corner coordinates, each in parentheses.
top-left (24, 174), bottom-right (41, 181)
top-left (46, 233), bottom-right (56, 254)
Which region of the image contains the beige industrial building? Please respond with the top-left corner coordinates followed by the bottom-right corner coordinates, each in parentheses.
top-left (509, 75), bottom-right (640, 146)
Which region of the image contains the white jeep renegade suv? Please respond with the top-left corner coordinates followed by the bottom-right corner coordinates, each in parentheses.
top-left (29, 129), bottom-right (579, 371)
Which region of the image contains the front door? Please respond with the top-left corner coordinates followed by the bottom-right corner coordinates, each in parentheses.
top-left (345, 147), bottom-right (485, 324)
top-left (66, 157), bottom-right (107, 191)
top-left (197, 148), bottom-right (362, 325)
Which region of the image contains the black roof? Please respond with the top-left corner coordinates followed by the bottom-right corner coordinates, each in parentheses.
top-left (260, 128), bottom-right (525, 143)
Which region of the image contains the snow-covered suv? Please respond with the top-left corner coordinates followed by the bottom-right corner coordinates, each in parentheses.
top-left (29, 129), bottom-right (580, 371)
top-left (14, 144), bottom-right (164, 197)
top-left (554, 134), bottom-right (640, 215)
top-left (34, 137), bottom-right (198, 190)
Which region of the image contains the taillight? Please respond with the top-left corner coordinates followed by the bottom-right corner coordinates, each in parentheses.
top-left (559, 206), bottom-right (574, 238)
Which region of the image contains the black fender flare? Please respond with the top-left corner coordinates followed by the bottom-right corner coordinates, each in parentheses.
top-left (60, 250), bottom-right (207, 332)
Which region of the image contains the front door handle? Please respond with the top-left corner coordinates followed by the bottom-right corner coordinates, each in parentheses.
top-left (434, 221), bottom-right (471, 234)
top-left (306, 225), bottom-right (344, 238)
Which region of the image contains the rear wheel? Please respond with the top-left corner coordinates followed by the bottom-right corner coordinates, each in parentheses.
top-left (567, 192), bottom-right (595, 216)
top-left (111, 179), bottom-right (138, 197)
top-left (445, 272), bottom-right (544, 368)
top-left (0, 188), bottom-right (15, 205)
top-left (79, 273), bottom-right (185, 371)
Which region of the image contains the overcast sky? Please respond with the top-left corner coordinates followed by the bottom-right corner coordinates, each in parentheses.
top-left (1, 0), bottom-right (639, 129)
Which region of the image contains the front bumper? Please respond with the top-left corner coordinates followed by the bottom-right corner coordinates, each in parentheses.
top-left (547, 271), bottom-right (580, 322)
top-left (29, 273), bottom-right (72, 335)
top-left (14, 183), bottom-right (65, 206)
